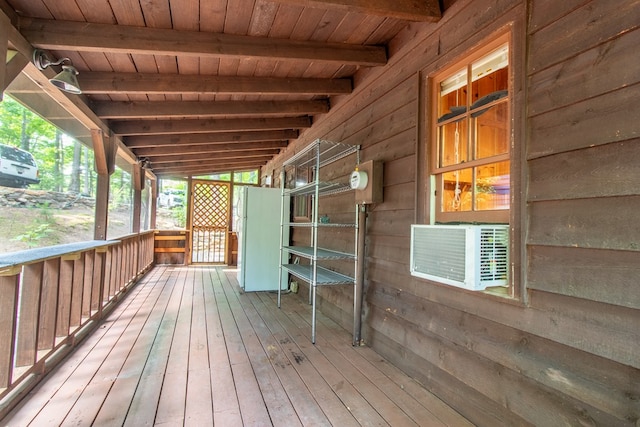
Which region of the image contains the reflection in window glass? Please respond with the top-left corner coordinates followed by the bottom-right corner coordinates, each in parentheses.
top-left (157, 179), bottom-right (187, 230)
top-left (108, 166), bottom-right (132, 238)
top-left (442, 168), bottom-right (473, 212)
top-left (141, 178), bottom-right (152, 230)
top-left (475, 161), bottom-right (510, 211)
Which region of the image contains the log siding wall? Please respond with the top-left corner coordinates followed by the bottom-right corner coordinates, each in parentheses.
top-left (265, 0), bottom-right (640, 425)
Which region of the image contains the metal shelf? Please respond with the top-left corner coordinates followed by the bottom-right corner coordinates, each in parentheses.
top-left (282, 264), bottom-right (355, 286)
top-left (284, 222), bottom-right (356, 228)
top-left (284, 181), bottom-right (351, 197)
top-left (283, 139), bottom-right (359, 169)
top-left (284, 245), bottom-right (355, 260)
top-left (278, 138), bottom-right (360, 344)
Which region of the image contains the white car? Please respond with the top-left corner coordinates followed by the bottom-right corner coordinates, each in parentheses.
top-left (158, 190), bottom-right (185, 208)
top-left (0, 144), bottom-right (40, 188)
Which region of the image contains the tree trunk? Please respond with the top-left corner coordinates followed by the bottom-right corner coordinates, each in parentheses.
top-left (69, 141), bottom-right (82, 193)
top-left (53, 129), bottom-right (63, 192)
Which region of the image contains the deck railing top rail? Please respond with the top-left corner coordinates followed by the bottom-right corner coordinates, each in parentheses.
top-left (0, 240), bottom-right (117, 272)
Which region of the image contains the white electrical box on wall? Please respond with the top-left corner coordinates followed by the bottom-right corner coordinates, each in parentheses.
top-left (354, 160), bottom-right (383, 204)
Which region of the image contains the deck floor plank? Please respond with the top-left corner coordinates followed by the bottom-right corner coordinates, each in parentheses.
top-left (1, 266), bottom-right (471, 427)
top-left (201, 268), bottom-right (244, 427)
top-left (155, 267), bottom-right (193, 426)
top-left (122, 267), bottom-right (186, 427)
top-left (209, 268), bottom-right (273, 426)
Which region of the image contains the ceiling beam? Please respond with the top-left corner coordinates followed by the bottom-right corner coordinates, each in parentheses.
top-left (111, 117), bottom-right (312, 136)
top-left (79, 72), bottom-right (352, 95)
top-left (272, 0), bottom-right (441, 22)
top-left (148, 152), bottom-right (278, 164)
top-left (20, 18), bottom-right (387, 66)
top-left (134, 141), bottom-right (288, 157)
top-left (124, 130), bottom-right (297, 148)
top-left (153, 160), bottom-right (268, 175)
top-left (93, 100), bottom-right (329, 119)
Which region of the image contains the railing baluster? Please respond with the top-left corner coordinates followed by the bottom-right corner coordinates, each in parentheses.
top-left (69, 255), bottom-right (84, 330)
top-left (57, 255), bottom-right (77, 338)
top-left (38, 259), bottom-right (60, 354)
top-left (0, 269), bottom-right (20, 388)
top-left (16, 263), bottom-right (43, 367)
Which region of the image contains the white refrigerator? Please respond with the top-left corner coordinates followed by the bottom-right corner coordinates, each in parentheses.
top-left (236, 186), bottom-right (288, 291)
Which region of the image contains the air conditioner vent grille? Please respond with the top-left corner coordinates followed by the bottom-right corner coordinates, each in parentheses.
top-left (479, 227), bottom-right (509, 282)
top-left (412, 226), bottom-right (467, 283)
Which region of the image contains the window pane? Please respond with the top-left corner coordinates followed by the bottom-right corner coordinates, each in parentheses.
top-left (439, 120), bottom-right (469, 167)
top-left (474, 102), bottom-right (509, 159)
top-left (471, 45), bottom-right (509, 101)
top-left (442, 167), bottom-right (473, 212)
top-left (475, 161), bottom-right (510, 211)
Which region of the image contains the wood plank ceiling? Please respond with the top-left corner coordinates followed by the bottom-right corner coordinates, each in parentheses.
top-left (2, 0), bottom-right (440, 178)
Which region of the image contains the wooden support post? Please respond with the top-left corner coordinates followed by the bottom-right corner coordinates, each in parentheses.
top-left (4, 50), bottom-right (28, 93)
top-left (132, 163), bottom-right (143, 233)
top-left (92, 129), bottom-right (116, 240)
top-left (0, 11), bottom-right (9, 101)
top-left (150, 178), bottom-right (157, 229)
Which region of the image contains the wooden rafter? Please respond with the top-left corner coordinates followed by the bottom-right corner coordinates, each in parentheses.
top-left (93, 100), bottom-right (329, 119)
top-left (123, 130), bottom-right (298, 148)
top-left (153, 160), bottom-right (268, 175)
top-left (272, 0), bottom-right (441, 22)
top-left (147, 152), bottom-right (278, 164)
top-left (79, 72), bottom-right (352, 95)
top-left (133, 141), bottom-right (288, 157)
top-left (19, 18), bottom-right (387, 66)
top-left (111, 117), bottom-right (312, 136)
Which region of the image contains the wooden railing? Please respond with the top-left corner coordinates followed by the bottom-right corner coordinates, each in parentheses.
top-left (0, 231), bottom-right (155, 418)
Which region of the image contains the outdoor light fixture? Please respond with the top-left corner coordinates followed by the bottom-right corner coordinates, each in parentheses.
top-left (32, 49), bottom-right (82, 94)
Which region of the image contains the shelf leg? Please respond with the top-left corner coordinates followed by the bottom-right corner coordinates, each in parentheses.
top-left (311, 283), bottom-right (317, 344)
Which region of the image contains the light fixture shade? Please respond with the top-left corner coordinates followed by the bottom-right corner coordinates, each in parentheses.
top-left (50, 65), bottom-right (82, 94)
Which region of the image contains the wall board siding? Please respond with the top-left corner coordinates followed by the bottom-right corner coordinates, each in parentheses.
top-left (528, 289), bottom-right (640, 349)
top-left (366, 283), bottom-right (639, 420)
top-left (528, 245), bottom-right (640, 309)
top-left (528, 196), bottom-right (640, 252)
top-left (367, 303), bottom-right (632, 426)
top-left (528, 85), bottom-right (640, 159)
top-left (528, 0), bottom-right (639, 73)
top-left (365, 329), bottom-right (532, 427)
top-left (528, 28), bottom-right (640, 117)
top-left (265, 0), bottom-right (640, 423)
top-left (529, 140), bottom-right (640, 201)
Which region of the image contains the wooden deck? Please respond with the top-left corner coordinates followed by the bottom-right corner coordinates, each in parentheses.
top-left (1, 266), bottom-right (471, 426)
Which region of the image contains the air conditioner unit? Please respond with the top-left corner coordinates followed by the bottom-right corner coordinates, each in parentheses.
top-left (410, 224), bottom-right (509, 291)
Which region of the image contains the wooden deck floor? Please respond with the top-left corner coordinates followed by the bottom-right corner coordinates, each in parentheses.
top-left (1, 266), bottom-right (472, 426)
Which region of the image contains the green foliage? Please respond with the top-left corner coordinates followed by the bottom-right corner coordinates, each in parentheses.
top-left (12, 220), bottom-right (55, 248)
top-left (172, 206), bottom-right (187, 228)
top-left (12, 203), bottom-right (59, 247)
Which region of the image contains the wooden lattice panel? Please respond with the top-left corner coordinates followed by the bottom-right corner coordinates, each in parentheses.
top-left (190, 181), bottom-right (230, 264)
top-left (191, 182), bottom-right (229, 228)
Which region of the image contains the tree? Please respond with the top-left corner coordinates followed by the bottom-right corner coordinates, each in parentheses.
top-left (69, 140), bottom-right (82, 193)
